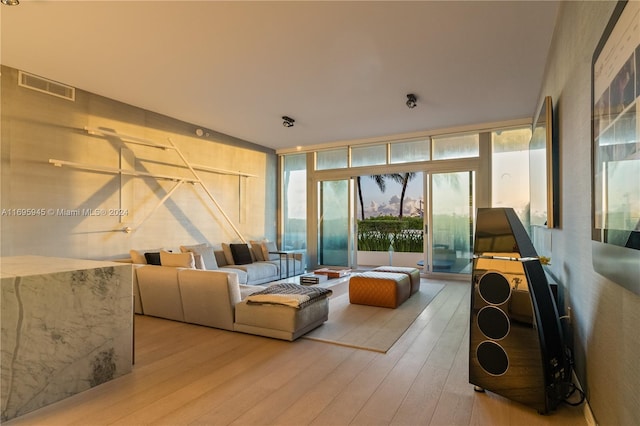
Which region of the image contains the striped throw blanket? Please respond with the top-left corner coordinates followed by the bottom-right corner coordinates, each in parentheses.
top-left (246, 283), bottom-right (332, 309)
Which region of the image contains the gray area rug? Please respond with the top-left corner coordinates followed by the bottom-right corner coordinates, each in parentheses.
top-left (302, 281), bottom-right (445, 353)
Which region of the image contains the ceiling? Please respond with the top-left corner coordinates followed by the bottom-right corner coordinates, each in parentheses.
top-left (1, 1), bottom-right (559, 151)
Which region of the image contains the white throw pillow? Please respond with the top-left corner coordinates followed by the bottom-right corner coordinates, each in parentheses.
top-left (261, 240), bottom-right (279, 261)
top-left (160, 250), bottom-right (195, 268)
top-left (180, 244), bottom-right (218, 270)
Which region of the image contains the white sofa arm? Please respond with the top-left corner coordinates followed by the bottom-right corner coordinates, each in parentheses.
top-left (136, 265), bottom-right (185, 322)
top-left (177, 269), bottom-right (241, 331)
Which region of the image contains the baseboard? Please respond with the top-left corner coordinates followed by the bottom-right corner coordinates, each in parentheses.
top-left (572, 370), bottom-right (597, 426)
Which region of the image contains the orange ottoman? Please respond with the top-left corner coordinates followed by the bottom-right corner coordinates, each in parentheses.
top-left (349, 271), bottom-right (411, 308)
top-left (373, 266), bottom-right (421, 295)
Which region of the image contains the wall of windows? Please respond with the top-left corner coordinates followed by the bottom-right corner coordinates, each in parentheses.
top-left (280, 124), bottom-right (532, 272)
top-left (390, 139), bottom-right (430, 163)
top-left (432, 133), bottom-right (479, 160)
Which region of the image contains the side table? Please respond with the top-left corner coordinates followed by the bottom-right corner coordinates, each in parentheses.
top-left (269, 250), bottom-right (299, 278)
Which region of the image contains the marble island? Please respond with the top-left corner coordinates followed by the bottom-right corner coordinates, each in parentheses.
top-left (1, 256), bottom-right (133, 422)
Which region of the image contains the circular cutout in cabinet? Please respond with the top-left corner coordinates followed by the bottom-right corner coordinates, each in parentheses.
top-left (476, 340), bottom-right (509, 376)
top-left (477, 305), bottom-right (510, 340)
top-left (478, 271), bottom-right (511, 305)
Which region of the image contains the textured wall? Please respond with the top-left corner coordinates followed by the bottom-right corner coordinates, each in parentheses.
top-left (538, 2), bottom-right (640, 424)
top-left (1, 66), bottom-right (277, 260)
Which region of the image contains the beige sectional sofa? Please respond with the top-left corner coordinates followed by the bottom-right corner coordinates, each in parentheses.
top-left (214, 242), bottom-right (304, 285)
top-left (129, 241), bottom-right (304, 286)
top-left (134, 265), bottom-right (265, 329)
top-left (213, 249), bottom-right (280, 285)
top-left (133, 264), bottom-right (330, 341)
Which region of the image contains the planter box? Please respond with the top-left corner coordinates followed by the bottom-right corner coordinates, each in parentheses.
top-left (357, 251), bottom-right (423, 269)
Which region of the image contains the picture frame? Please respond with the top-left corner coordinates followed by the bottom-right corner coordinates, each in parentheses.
top-left (529, 96), bottom-right (558, 229)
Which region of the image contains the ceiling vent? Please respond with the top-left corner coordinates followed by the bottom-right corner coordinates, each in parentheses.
top-left (18, 71), bottom-right (75, 101)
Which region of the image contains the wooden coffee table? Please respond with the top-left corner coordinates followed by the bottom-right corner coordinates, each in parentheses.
top-left (314, 267), bottom-right (352, 279)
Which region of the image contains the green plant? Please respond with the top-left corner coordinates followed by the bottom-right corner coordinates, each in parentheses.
top-left (357, 231), bottom-right (392, 251)
top-left (357, 217), bottom-right (424, 252)
top-left (392, 230), bottom-right (423, 252)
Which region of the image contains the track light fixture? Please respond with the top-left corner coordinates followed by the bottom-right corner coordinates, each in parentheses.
top-left (282, 116), bottom-right (295, 128)
top-left (406, 93), bottom-right (417, 109)
top-left (1, 0), bottom-right (20, 5)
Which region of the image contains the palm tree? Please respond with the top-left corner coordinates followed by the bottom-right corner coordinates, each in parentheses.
top-left (388, 172), bottom-right (417, 218)
top-left (357, 176), bottom-right (365, 220)
top-left (357, 174), bottom-right (389, 220)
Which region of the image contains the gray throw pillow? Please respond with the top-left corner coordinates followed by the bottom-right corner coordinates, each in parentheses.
top-left (180, 243), bottom-right (218, 270)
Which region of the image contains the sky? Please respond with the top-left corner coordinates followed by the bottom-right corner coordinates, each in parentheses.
top-left (358, 174), bottom-right (423, 218)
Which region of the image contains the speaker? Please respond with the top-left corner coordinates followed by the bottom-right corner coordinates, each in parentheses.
top-left (469, 208), bottom-right (567, 414)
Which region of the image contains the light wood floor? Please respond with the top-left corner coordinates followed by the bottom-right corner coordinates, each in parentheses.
top-left (7, 280), bottom-right (587, 426)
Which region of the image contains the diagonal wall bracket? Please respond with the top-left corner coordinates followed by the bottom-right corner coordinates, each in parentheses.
top-left (50, 127), bottom-right (251, 242)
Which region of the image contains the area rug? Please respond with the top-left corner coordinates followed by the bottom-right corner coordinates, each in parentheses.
top-left (302, 282), bottom-right (445, 353)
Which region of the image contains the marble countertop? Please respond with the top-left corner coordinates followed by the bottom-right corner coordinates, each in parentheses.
top-left (1, 255), bottom-right (129, 277)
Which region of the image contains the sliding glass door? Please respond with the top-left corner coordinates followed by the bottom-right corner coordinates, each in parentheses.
top-left (282, 154), bottom-right (307, 251)
top-left (318, 179), bottom-right (354, 267)
top-left (427, 171), bottom-right (475, 274)
top-left (355, 173), bottom-right (424, 269)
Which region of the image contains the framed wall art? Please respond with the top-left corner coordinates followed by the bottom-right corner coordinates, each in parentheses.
top-left (529, 96), bottom-right (559, 229)
top-left (591, 0), bottom-right (640, 294)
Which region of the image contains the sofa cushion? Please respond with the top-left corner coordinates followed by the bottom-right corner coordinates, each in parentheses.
top-left (230, 262), bottom-right (278, 282)
top-left (261, 240), bottom-right (279, 261)
top-left (176, 269), bottom-right (240, 330)
top-left (250, 240), bottom-right (266, 261)
top-left (230, 244), bottom-right (253, 265)
top-left (160, 250), bottom-right (195, 268)
top-left (192, 253), bottom-right (205, 270)
top-left (144, 252), bottom-right (162, 265)
top-left (214, 250), bottom-right (228, 267)
top-left (219, 267), bottom-right (248, 284)
top-left (221, 243), bottom-right (235, 265)
top-left (136, 265), bottom-right (185, 321)
top-left (180, 243), bottom-right (218, 270)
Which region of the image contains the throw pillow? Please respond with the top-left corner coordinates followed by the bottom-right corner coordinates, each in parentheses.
top-left (130, 249), bottom-right (147, 264)
top-left (250, 240), bottom-right (265, 261)
top-left (230, 243), bottom-right (253, 265)
top-left (160, 250), bottom-right (195, 268)
top-left (130, 248), bottom-right (168, 264)
top-left (261, 240), bottom-right (279, 261)
top-left (221, 243), bottom-right (235, 265)
top-left (144, 252), bottom-right (162, 265)
top-left (192, 253), bottom-right (205, 270)
top-left (180, 243), bottom-right (218, 270)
